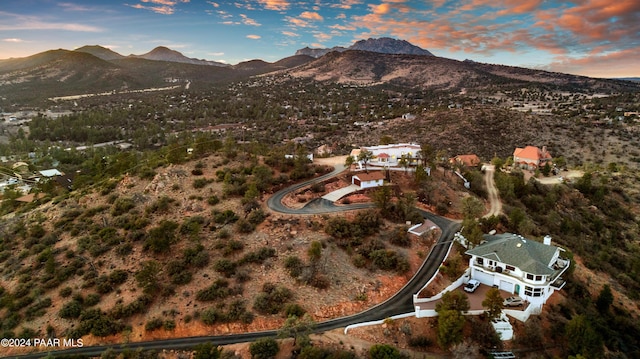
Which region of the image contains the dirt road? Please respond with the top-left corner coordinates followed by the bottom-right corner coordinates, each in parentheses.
top-left (483, 164), bottom-right (503, 218)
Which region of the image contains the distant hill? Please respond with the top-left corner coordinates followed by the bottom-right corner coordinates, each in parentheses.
top-left (295, 37), bottom-right (433, 58)
top-left (132, 46), bottom-right (229, 67)
top-left (295, 46), bottom-right (347, 58)
top-left (75, 45), bottom-right (124, 61)
top-left (233, 55), bottom-right (314, 72)
top-left (617, 77), bottom-right (640, 83)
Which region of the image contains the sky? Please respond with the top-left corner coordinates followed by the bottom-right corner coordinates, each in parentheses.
top-left (0, 0), bottom-right (639, 78)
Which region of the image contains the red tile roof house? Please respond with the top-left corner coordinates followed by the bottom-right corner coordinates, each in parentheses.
top-left (449, 154), bottom-right (481, 168)
top-left (513, 146), bottom-right (552, 170)
top-left (352, 171), bottom-right (385, 189)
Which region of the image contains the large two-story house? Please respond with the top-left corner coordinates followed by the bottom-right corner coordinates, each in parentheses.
top-left (465, 233), bottom-right (570, 309)
top-left (350, 143), bottom-right (421, 168)
top-left (513, 146), bottom-right (552, 170)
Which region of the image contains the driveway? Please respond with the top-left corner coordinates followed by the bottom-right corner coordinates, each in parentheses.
top-left (483, 164), bottom-right (503, 218)
top-left (322, 184), bottom-right (360, 202)
top-left (416, 283), bottom-right (527, 312)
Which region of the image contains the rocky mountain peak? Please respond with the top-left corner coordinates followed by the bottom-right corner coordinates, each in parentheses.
top-left (294, 37), bottom-right (433, 58)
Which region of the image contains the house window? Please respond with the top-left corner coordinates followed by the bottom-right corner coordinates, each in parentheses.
top-left (524, 286), bottom-right (544, 297)
top-left (526, 273), bottom-right (534, 280)
top-left (506, 265), bottom-right (515, 271)
top-left (535, 275), bottom-right (543, 281)
top-left (476, 258), bottom-right (484, 265)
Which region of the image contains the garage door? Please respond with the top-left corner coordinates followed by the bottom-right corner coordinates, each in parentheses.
top-left (473, 270), bottom-right (495, 286)
top-left (499, 280), bottom-right (515, 293)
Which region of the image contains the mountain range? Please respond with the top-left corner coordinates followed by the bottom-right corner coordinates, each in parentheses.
top-left (75, 45), bottom-right (229, 67)
top-left (0, 38), bottom-right (638, 105)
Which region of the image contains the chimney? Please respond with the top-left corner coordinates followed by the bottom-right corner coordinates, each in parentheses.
top-left (542, 146), bottom-right (547, 155)
top-left (543, 235), bottom-right (552, 245)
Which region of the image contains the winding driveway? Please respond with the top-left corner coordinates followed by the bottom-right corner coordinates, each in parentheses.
top-left (9, 165), bottom-right (460, 359)
top-left (483, 164), bottom-right (503, 218)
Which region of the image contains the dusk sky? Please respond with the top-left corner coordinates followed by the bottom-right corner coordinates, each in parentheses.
top-left (1, 0), bottom-right (639, 78)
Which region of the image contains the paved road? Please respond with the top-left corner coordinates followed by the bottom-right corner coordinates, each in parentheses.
top-left (8, 166), bottom-right (460, 359)
top-left (483, 164), bottom-right (502, 218)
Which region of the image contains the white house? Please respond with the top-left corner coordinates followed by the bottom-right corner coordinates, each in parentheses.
top-left (352, 143), bottom-right (421, 168)
top-left (465, 233), bottom-right (570, 310)
top-left (352, 171), bottom-right (385, 189)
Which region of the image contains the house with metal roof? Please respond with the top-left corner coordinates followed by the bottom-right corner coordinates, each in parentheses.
top-left (465, 233), bottom-right (570, 310)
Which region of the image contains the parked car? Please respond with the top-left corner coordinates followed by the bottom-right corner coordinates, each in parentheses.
top-left (503, 296), bottom-right (524, 307)
top-left (464, 279), bottom-right (480, 293)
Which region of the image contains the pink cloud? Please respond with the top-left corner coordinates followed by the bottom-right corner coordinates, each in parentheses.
top-left (240, 14), bottom-right (261, 26)
top-left (257, 0), bottom-right (290, 11)
top-left (536, 0), bottom-right (640, 44)
top-left (314, 32), bottom-right (333, 42)
top-left (300, 11), bottom-right (323, 21)
top-left (331, 0), bottom-right (363, 9)
top-left (246, 34), bottom-right (261, 39)
top-left (288, 17), bottom-right (310, 27)
top-left (548, 48), bottom-right (640, 78)
top-left (329, 24), bottom-right (356, 31)
top-left (129, 0), bottom-right (190, 14)
top-left (370, 3), bottom-right (392, 15)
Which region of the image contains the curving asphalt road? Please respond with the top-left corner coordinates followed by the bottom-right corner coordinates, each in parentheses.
top-left (7, 166), bottom-right (460, 359)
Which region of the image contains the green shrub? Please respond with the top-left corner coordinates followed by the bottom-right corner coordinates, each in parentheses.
top-left (370, 249), bottom-right (410, 273)
top-left (84, 293), bottom-right (101, 307)
top-left (164, 320), bottom-right (176, 331)
top-left (214, 259), bottom-right (237, 277)
top-left (249, 338), bottom-right (279, 359)
top-left (59, 287), bottom-right (73, 298)
top-left (284, 256), bottom-right (304, 278)
top-left (284, 303), bottom-right (306, 318)
top-left (240, 247), bottom-right (276, 265)
top-left (193, 342), bottom-right (222, 359)
top-left (145, 318), bottom-right (164, 331)
top-left (201, 308), bottom-right (223, 325)
top-left (193, 178), bottom-right (213, 189)
top-left (369, 344), bottom-right (402, 359)
top-left (180, 216), bottom-right (205, 237)
top-left (145, 196), bottom-right (175, 214)
top-left (111, 197), bottom-right (136, 216)
top-left (214, 210), bottom-right (238, 224)
top-left (247, 209), bottom-right (266, 225)
top-left (207, 195), bottom-right (220, 206)
top-left (408, 335), bottom-right (432, 348)
top-left (235, 219), bottom-right (255, 233)
top-left (144, 220), bottom-right (179, 254)
top-left (388, 227), bottom-right (411, 247)
top-left (253, 283), bottom-right (293, 315)
top-left (25, 297), bottom-right (52, 320)
top-left (196, 279), bottom-right (231, 301)
top-left (59, 300), bottom-right (82, 319)
top-left (183, 245), bottom-right (210, 268)
top-left (223, 239), bottom-right (244, 255)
